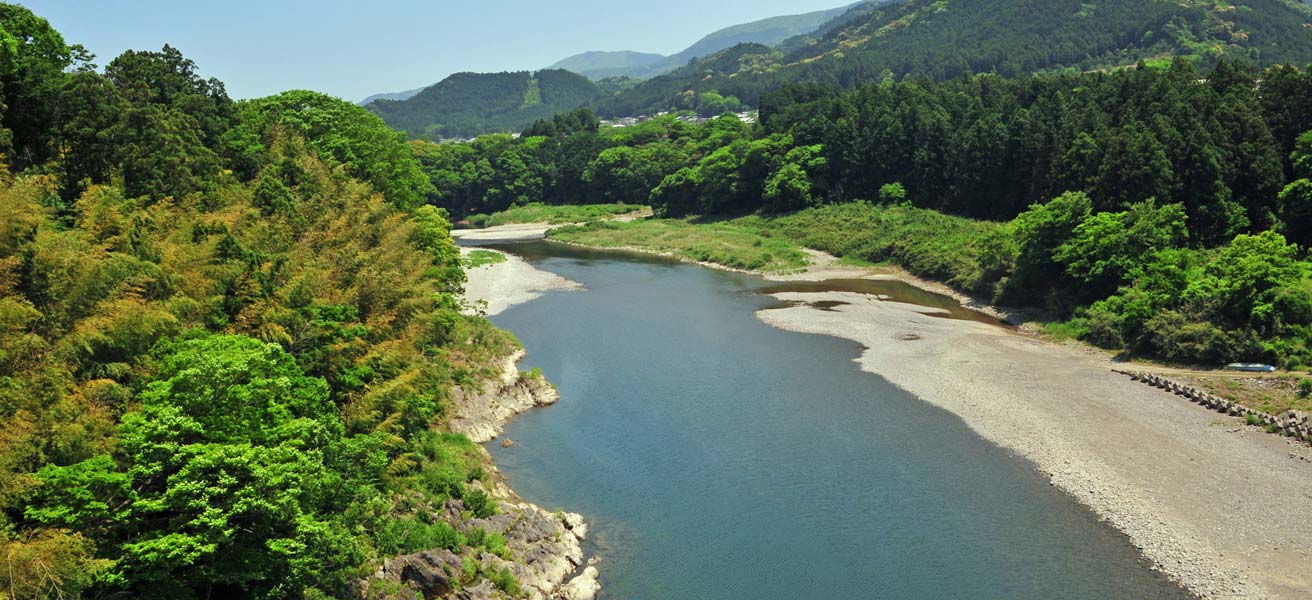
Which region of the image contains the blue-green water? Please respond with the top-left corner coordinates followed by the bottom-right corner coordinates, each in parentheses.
top-left (484, 242), bottom-right (1186, 600)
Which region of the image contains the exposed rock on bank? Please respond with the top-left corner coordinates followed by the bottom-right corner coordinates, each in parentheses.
top-left (449, 349), bottom-right (559, 444)
top-left (361, 345), bottom-right (595, 599)
top-left (360, 495), bottom-right (595, 600)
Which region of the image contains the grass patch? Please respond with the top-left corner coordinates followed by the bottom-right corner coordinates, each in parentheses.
top-left (549, 218), bottom-right (809, 272)
top-left (464, 249), bottom-right (507, 268)
top-left (548, 202), bottom-right (1006, 291)
top-left (467, 202), bottom-right (645, 227)
top-left (747, 202), bottom-right (1009, 296)
top-left (1040, 320), bottom-right (1086, 341)
top-left (1177, 373), bottom-right (1312, 415)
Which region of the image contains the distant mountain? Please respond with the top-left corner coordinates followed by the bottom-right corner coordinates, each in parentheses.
top-left (547, 2), bottom-right (863, 80)
top-left (594, 0), bottom-right (1312, 116)
top-left (774, 0), bottom-right (1312, 83)
top-left (665, 2), bottom-right (862, 66)
top-left (366, 69), bottom-right (605, 138)
top-left (547, 51), bottom-right (666, 80)
top-left (359, 87), bottom-right (425, 106)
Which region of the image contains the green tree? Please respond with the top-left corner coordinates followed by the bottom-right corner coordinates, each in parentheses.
top-left (0, 3), bottom-right (87, 167)
top-left (27, 334), bottom-right (360, 599)
top-left (231, 90), bottom-right (434, 209)
top-left (879, 182), bottom-right (907, 205)
top-left (1056, 200), bottom-right (1188, 299)
top-left (1004, 191), bottom-right (1093, 305)
top-left (1093, 122), bottom-right (1174, 211)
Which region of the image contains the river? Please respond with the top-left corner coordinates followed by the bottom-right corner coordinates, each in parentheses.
top-left (484, 241), bottom-right (1186, 600)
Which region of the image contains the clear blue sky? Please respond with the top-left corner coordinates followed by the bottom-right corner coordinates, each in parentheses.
top-left (21, 0), bottom-right (846, 102)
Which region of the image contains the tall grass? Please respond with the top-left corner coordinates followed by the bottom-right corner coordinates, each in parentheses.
top-left (749, 203), bottom-right (1010, 295)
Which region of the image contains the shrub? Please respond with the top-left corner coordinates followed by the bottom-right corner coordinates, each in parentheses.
top-left (377, 517), bottom-right (465, 554)
top-left (488, 567), bottom-right (520, 595)
top-left (464, 489), bottom-right (497, 519)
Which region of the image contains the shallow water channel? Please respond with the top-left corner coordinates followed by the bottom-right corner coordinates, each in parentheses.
top-left (483, 241), bottom-right (1186, 600)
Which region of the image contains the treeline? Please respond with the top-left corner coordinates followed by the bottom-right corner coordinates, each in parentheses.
top-left (420, 59), bottom-right (1312, 366)
top-left (1, 5), bottom-right (524, 598)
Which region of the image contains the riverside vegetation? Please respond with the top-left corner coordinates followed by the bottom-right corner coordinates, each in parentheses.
top-left (434, 58), bottom-right (1312, 369)
top-left (0, 5), bottom-right (550, 598)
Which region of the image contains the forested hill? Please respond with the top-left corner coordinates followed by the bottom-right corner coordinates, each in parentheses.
top-left (593, 0), bottom-right (1312, 116)
top-left (548, 51), bottom-right (666, 80)
top-left (0, 4), bottom-right (544, 598)
top-left (367, 69), bottom-right (605, 138)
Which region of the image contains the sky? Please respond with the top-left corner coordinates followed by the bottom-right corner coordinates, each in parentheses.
top-left (22, 0), bottom-right (846, 102)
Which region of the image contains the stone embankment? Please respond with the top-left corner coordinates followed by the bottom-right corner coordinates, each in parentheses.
top-left (1116, 369), bottom-right (1312, 446)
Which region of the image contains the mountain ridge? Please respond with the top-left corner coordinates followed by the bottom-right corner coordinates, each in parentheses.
top-left (546, 2), bottom-right (863, 79)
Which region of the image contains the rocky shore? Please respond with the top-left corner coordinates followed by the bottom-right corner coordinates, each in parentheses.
top-left (361, 243), bottom-right (598, 599)
top-left (361, 347), bottom-right (599, 600)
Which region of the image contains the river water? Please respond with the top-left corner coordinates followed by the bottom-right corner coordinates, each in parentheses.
top-left (484, 242), bottom-right (1186, 600)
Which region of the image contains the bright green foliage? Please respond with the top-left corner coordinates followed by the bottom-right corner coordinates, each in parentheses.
top-left (763, 162), bottom-right (812, 213)
top-left (28, 335), bottom-right (359, 598)
top-left (1056, 200), bottom-right (1189, 299)
top-left (0, 3), bottom-right (86, 167)
top-left (878, 183), bottom-right (907, 205)
top-left (0, 7), bottom-right (523, 597)
top-left (1005, 192), bottom-right (1093, 303)
top-left (464, 249), bottom-right (508, 269)
top-left (231, 90), bottom-right (434, 209)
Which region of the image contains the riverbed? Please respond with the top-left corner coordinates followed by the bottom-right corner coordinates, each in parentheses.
top-left (482, 241), bottom-right (1188, 599)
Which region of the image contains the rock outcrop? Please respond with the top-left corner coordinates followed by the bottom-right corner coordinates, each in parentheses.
top-left (449, 350), bottom-right (559, 443)
top-left (360, 348), bottom-right (597, 599)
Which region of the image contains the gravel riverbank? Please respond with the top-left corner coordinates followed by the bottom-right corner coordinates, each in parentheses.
top-left (757, 291), bottom-right (1312, 599)
top-left (460, 247), bottom-right (581, 316)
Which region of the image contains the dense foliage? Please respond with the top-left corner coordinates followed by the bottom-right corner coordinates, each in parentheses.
top-left (368, 69), bottom-right (607, 139)
top-left (431, 58), bottom-right (1312, 367)
top-left (0, 5), bottom-right (520, 598)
